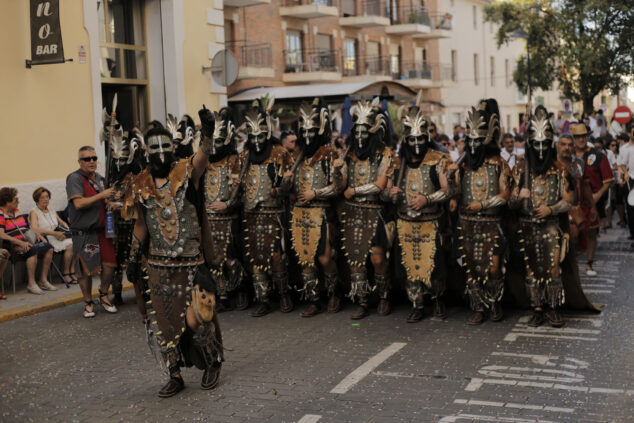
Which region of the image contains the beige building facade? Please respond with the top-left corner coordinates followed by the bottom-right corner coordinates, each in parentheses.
top-left (0, 0), bottom-right (225, 212)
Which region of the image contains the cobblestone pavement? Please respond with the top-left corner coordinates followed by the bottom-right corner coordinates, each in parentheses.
top-left (1, 229), bottom-right (632, 423)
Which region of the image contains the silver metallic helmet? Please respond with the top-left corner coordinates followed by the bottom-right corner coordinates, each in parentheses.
top-left (398, 90), bottom-right (429, 155)
top-left (350, 97), bottom-right (386, 149)
top-left (465, 99), bottom-right (500, 154)
top-left (244, 96), bottom-right (276, 152)
top-left (211, 107), bottom-right (236, 154)
top-left (528, 106), bottom-right (554, 160)
top-left (298, 98), bottom-right (328, 147)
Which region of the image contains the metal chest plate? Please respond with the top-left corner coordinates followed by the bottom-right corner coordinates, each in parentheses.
top-left (462, 163), bottom-right (500, 203)
top-left (294, 160), bottom-right (329, 193)
top-left (204, 164), bottom-right (232, 206)
top-left (146, 182), bottom-right (201, 258)
top-left (244, 163), bottom-right (274, 210)
top-left (348, 158), bottom-right (378, 189)
top-left (530, 172), bottom-right (560, 208)
top-left (399, 165), bottom-right (438, 217)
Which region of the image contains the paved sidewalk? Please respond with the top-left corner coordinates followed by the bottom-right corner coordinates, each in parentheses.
top-left (0, 279), bottom-right (134, 322)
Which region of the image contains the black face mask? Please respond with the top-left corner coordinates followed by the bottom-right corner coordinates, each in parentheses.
top-left (149, 153), bottom-right (175, 178)
top-left (526, 145), bottom-right (555, 175)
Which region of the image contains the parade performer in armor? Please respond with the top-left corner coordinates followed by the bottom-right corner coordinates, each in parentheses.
top-left (239, 98), bottom-right (294, 317)
top-left (289, 98), bottom-right (344, 317)
top-left (389, 94), bottom-right (452, 322)
top-left (456, 99), bottom-right (512, 325)
top-left (201, 107), bottom-right (247, 311)
top-left (509, 106), bottom-right (573, 328)
top-left (123, 106), bottom-right (223, 397)
top-left (341, 97), bottom-right (395, 319)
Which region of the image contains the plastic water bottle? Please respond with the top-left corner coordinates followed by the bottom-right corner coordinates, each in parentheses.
top-left (105, 210), bottom-right (116, 238)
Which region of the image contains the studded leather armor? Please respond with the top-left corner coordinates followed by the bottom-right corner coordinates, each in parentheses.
top-left (460, 157), bottom-right (511, 217)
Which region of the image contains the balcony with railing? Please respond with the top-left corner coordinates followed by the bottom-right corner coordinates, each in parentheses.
top-left (414, 11), bottom-right (453, 39)
top-left (343, 55), bottom-right (396, 82)
top-left (280, 0), bottom-right (339, 19)
top-left (400, 62), bottom-right (453, 88)
top-left (283, 48), bottom-right (342, 82)
top-left (385, 5), bottom-right (432, 36)
top-left (226, 40), bottom-right (274, 80)
top-left (224, 0), bottom-right (270, 8)
top-left (339, 0), bottom-right (390, 27)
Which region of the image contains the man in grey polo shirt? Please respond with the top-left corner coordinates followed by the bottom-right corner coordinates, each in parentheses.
top-left (66, 146), bottom-right (118, 318)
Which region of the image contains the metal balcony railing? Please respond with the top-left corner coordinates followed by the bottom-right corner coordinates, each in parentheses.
top-left (360, 55), bottom-right (394, 77)
top-left (225, 40), bottom-right (272, 68)
top-left (429, 12), bottom-right (453, 30)
top-left (281, 0), bottom-right (334, 6)
top-left (401, 62), bottom-right (453, 82)
top-left (284, 48), bottom-right (342, 73)
top-left (390, 5), bottom-right (432, 26)
top-left (341, 0), bottom-right (389, 17)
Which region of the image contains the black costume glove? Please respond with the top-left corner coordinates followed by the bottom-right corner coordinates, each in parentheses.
top-left (198, 105), bottom-right (215, 139)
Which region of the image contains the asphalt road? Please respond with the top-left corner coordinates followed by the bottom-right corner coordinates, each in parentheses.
top-left (1, 229), bottom-right (632, 423)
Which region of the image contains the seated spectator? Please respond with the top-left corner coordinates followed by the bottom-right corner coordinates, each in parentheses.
top-left (29, 187), bottom-right (77, 285)
top-left (0, 249), bottom-right (8, 299)
top-left (0, 187), bottom-right (55, 294)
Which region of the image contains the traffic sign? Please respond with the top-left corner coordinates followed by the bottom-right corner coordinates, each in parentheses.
top-left (613, 106), bottom-right (632, 124)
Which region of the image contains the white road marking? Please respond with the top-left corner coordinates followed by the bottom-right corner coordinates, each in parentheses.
top-left (330, 342), bottom-right (407, 394)
top-left (477, 365), bottom-right (584, 383)
top-left (582, 284), bottom-right (615, 288)
top-left (465, 377), bottom-right (633, 395)
top-left (582, 289), bottom-right (613, 294)
top-left (490, 352), bottom-right (557, 366)
top-left (505, 332), bottom-right (598, 342)
top-left (580, 277), bottom-right (616, 283)
top-left (454, 398), bottom-right (574, 413)
top-left (512, 324), bottom-right (600, 335)
top-left (297, 415), bottom-right (321, 423)
top-left (439, 413), bottom-right (559, 423)
top-left (372, 370), bottom-right (414, 378)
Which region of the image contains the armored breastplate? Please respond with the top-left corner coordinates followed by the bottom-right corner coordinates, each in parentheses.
top-left (348, 158), bottom-right (379, 202)
top-left (461, 163), bottom-right (501, 216)
top-left (146, 182), bottom-right (201, 261)
top-left (399, 164), bottom-right (439, 218)
top-left (203, 163), bottom-right (233, 212)
top-left (294, 159), bottom-right (329, 194)
top-left (243, 163), bottom-right (277, 210)
top-left (528, 172), bottom-right (561, 211)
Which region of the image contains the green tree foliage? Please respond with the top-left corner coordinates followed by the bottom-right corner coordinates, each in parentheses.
top-left (484, 0), bottom-right (634, 113)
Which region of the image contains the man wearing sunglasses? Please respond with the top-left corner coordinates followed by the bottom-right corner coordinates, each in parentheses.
top-left (66, 146), bottom-right (118, 318)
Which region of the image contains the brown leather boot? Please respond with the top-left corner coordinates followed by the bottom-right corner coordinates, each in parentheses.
top-left (527, 310), bottom-right (545, 327)
top-left (545, 308), bottom-right (564, 327)
top-left (377, 298), bottom-right (391, 316)
top-left (327, 295), bottom-right (341, 313)
top-left (251, 302), bottom-right (272, 317)
top-left (158, 376), bottom-right (185, 398)
top-left (407, 307), bottom-right (424, 323)
top-left (490, 302), bottom-right (503, 322)
top-left (201, 363), bottom-right (221, 390)
top-left (279, 294), bottom-right (294, 313)
top-left (301, 302), bottom-right (323, 318)
top-left (433, 299), bottom-right (446, 319)
top-left (235, 291), bottom-right (248, 310)
top-left (467, 310), bottom-right (486, 325)
top-left (351, 305), bottom-right (368, 320)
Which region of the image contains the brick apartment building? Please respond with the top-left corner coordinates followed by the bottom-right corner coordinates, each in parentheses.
top-left (222, 0), bottom-right (452, 109)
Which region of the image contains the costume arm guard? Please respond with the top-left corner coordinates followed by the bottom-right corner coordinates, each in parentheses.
top-left (427, 189), bottom-right (451, 204)
top-left (480, 195), bottom-right (507, 209)
top-left (354, 183), bottom-right (381, 196)
top-left (314, 185), bottom-right (337, 200)
top-left (548, 199), bottom-right (572, 215)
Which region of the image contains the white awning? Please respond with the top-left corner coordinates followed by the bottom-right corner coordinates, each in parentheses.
top-left (228, 81), bottom-right (416, 102)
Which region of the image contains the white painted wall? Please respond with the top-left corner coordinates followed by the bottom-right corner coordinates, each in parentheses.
top-left (437, 0), bottom-right (562, 133)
